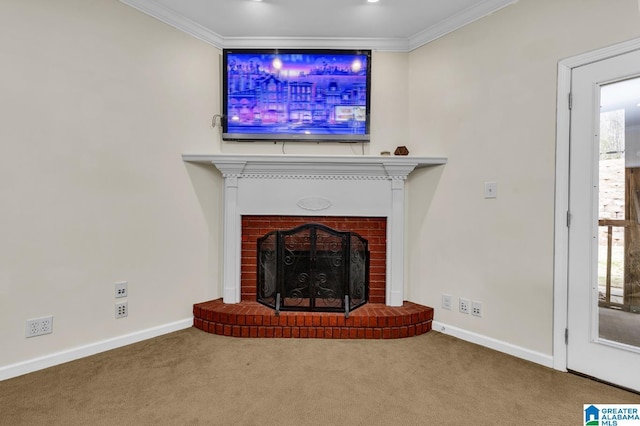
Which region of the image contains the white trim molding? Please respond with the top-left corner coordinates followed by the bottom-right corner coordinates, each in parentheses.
top-left (120, 0), bottom-right (518, 52)
top-left (408, 0), bottom-right (518, 51)
top-left (0, 319), bottom-right (192, 381)
top-left (554, 37), bottom-right (640, 372)
top-left (120, 0), bottom-right (224, 47)
top-left (182, 154), bottom-right (447, 307)
top-left (433, 321), bottom-right (554, 368)
top-left (223, 37), bottom-right (411, 53)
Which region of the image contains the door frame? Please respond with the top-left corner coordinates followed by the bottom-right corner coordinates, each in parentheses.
top-left (554, 37), bottom-right (640, 371)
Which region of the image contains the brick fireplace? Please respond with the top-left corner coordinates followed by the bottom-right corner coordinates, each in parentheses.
top-left (183, 154), bottom-right (447, 338)
top-left (242, 215), bottom-right (387, 304)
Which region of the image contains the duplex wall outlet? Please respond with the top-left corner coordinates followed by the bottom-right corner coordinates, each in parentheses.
top-left (115, 281), bottom-right (128, 298)
top-left (115, 301), bottom-right (128, 319)
top-left (472, 301), bottom-right (482, 317)
top-left (25, 316), bottom-right (53, 338)
top-left (459, 298), bottom-right (470, 314)
top-left (442, 294), bottom-right (452, 310)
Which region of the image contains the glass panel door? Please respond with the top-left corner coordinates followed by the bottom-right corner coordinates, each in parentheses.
top-left (567, 49), bottom-right (640, 392)
top-left (598, 77), bottom-right (640, 348)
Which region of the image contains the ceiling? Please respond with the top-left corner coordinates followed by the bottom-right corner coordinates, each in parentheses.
top-left (120, 0), bottom-right (518, 51)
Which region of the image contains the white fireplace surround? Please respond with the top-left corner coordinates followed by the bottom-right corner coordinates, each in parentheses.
top-left (182, 154), bottom-right (447, 307)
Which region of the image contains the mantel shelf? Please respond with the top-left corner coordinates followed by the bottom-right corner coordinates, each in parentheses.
top-left (181, 154), bottom-right (447, 178)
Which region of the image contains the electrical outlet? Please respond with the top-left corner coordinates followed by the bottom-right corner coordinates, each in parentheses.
top-left (442, 294), bottom-right (452, 310)
top-left (459, 298), bottom-right (470, 314)
top-left (25, 316), bottom-right (53, 338)
top-left (115, 301), bottom-right (128, 319)
top-left (115, 281), bottom-right (128, 298)
top-left (472, 301), bottom-right (482, 317)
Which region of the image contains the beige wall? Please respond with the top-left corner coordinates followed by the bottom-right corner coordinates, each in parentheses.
top-left (0, 0), bottom-right (221, 366)
top-left (2, 0), bottom-right (640, 371)
top-left (405, 0), bottom-right (640, 354)
top-left (0, 1), bottom-right (409, 369)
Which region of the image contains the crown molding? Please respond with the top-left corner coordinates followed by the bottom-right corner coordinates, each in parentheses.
top-left (221, 36), bottom-right (410, 52)
top-left (120, 0), bottom-right (225, 47)
top-left (121, 0), bottom-right (518, 52)
top-left (408, 0), bottom-right (519, 50)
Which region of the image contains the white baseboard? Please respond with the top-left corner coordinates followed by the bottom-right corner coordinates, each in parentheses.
top-left (432, 321), bottom-right (554, 368)
top-left (0, 318), bottom-right (193, 381)
top-left (2, 319), bottom-right (554, 381)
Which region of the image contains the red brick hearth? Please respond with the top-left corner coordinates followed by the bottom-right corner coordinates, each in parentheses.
top-left (193, 299), bottom-right (433, 339)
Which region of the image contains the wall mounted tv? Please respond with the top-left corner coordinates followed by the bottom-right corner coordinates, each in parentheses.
top-left (222, 49), bottom-right (372, 142)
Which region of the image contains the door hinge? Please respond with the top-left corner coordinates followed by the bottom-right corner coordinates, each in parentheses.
top-left (566, 211), bottom-right (571, 227)
top-left (565, 328), bottom-right (569, 344)
top-left (568, 92), bottom-right (572, 110)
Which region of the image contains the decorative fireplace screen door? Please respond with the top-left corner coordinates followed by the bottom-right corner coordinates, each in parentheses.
top-left (257, 223), bottom-right (369, 316)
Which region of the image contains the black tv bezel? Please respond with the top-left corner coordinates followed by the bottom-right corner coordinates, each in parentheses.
top-left (221, 48), bottom-right (372, 143)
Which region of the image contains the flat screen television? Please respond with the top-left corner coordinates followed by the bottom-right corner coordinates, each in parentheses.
top-left (222, 49), bottom-right (372, 142)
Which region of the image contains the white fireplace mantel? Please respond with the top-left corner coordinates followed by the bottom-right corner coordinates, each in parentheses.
top-left (182, 154), bottom-right (447, 306)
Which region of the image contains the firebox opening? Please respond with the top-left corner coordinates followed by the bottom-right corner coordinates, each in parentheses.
top-left (241, 216), bottom-right (386, 304)
top-left (257, 223), bottom-right (369, 316)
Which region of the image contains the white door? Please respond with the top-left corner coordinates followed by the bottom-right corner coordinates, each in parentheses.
top-left (568, 49), bottom-right (640, 392)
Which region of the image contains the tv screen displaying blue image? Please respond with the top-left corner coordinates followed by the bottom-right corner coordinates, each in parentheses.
top-left (222, 49), bottom-right (372, 142)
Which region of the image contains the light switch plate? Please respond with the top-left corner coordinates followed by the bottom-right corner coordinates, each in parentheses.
top-left (484, 181), bottom-right (497, 199)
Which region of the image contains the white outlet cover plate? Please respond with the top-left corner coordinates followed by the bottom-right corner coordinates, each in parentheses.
top-left (115, 281), bottom-right (128, 298)
top-left (472, 301), bottom-right (482, 317)
top-left (115, 301), bottom-right (128, 318)
top-left (25, 316), bottom-right (53, 338)
top-left (484, 181), bottom-right (497, 199)
top-left (442, 294), bottom-right (452, 310)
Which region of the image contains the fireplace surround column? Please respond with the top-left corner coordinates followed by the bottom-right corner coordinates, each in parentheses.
top-left (388, 176), bottom-right (406, 306)
top-left (182, 154), bottom-right (447, 307)
top-left (221, 169), bottom-right (242, 304)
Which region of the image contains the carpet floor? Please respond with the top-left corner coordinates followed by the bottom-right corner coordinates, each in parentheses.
top-left (1, 328), bottom-right (639, 425)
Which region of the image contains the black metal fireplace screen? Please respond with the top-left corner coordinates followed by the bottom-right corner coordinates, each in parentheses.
top-left (257, 223), bottom-right (369, 316)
